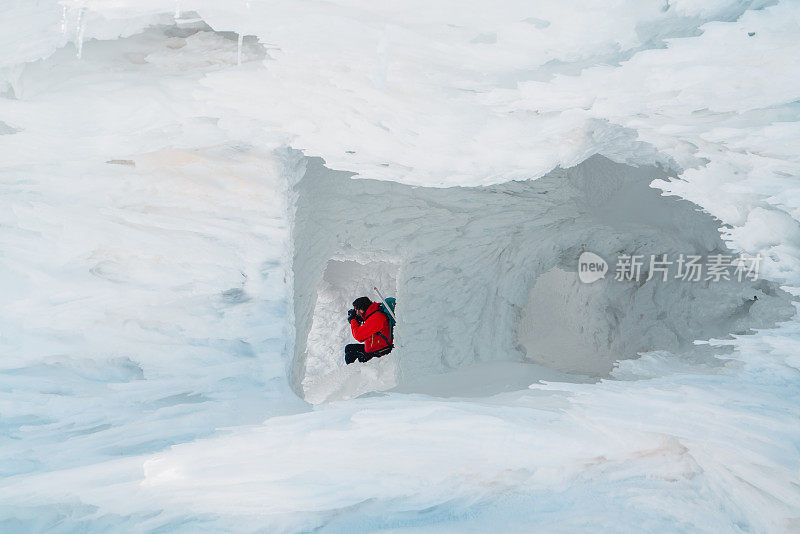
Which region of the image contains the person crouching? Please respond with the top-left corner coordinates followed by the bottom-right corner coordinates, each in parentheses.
top-left (345, 296), bottom-right (393, 364)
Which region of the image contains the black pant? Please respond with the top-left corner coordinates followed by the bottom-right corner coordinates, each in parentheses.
top-left (345, 343), bottom-right (391, 364)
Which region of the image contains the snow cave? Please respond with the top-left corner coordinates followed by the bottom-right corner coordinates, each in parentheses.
top-left (291, 155), bottom-right (795, 403)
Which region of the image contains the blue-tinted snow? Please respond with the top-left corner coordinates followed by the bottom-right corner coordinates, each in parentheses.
top-left (1, 1), bottom-right (799, 532)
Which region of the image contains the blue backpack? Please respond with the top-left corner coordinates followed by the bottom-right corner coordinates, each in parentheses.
top-left (379, 297), bottom-right (396, 328)
top-left (374, 297), bottom-right (396, 351)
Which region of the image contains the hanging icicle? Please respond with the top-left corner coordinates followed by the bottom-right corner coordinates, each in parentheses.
top-left (75, 7), bottom-right (86, 59)
top-left (60, 5), bottom-right (68, 35)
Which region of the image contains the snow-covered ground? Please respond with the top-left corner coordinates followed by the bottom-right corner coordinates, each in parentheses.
top-left (1, 1), bottom-right (799, 532)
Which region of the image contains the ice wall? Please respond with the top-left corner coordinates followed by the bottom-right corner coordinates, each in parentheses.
top-left (0, 22), bottom-right (306, 479)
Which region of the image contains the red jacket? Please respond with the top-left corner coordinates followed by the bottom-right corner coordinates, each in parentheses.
top-left (350, 301), bottom-right (392, 353)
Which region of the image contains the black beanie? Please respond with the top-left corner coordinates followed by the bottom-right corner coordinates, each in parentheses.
top-left (352, 296), bottom-right (372, 311)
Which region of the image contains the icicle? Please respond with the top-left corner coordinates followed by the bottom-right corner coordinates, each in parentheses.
top-left (174, 0), bottom-right (181, 20)
top-left (60, 5), bottom-right (68, 35)
top-left (76, 8), bottom-right (86, 59)
top-left (237, 33), bottom-right (243, 66)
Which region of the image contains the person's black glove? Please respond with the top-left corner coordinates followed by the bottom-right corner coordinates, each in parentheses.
top-left (347, 309), bottom-right (360, 324)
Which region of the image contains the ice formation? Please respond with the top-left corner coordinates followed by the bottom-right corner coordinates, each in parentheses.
top-left (1, 0), bottom-right (799, 532)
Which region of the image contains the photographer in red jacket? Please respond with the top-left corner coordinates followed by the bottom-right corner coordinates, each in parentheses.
top-left (345, 296), bottom-right (393, 364)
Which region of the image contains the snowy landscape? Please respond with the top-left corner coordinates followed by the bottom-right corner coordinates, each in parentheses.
top-left (1, 0), bottom-right (799, 532)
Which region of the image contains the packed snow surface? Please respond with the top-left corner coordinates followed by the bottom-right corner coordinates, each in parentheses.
top-left (1, 0), bottom-right (799, 532)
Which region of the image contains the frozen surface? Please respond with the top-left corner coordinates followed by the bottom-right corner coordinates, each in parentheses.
top-left (1, 1), bottom-right (800, 532)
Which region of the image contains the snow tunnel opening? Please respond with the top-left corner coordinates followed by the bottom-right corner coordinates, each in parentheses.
top-left (290, 154), bottom-right (795, 402)
top-left (300, 258), bottom-right (401, 404)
